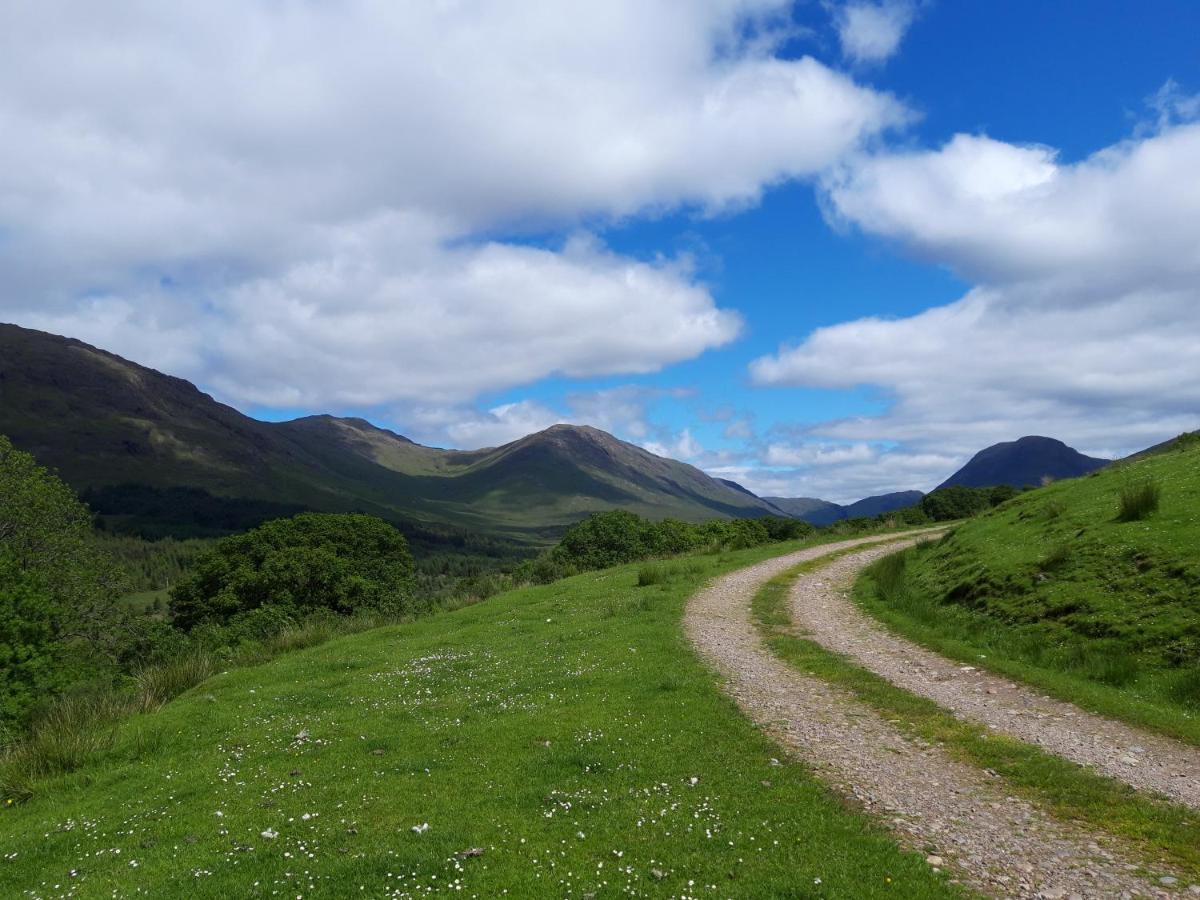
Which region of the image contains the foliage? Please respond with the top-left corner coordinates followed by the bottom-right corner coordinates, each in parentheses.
top-left (546, 511), bottom-right (817, 574)
top-left (0, 436), bottom-right (130, 728)
top-left (1117, 479), bottom-right (1161, 522)
top-left (170, 513), bottom-right (415, 630)
top-left (94, 532), bottom-right (216, 592)
top-left (0, 553), bottom-right (69, 727)
top-left (85, 483), bottom-right (307, 539)
top-left (919, 484), bottom-right (1013, 521)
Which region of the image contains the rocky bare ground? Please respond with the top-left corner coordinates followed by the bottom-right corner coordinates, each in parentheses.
top-left (684, 534), bottom-right (1182, 899)
top-left (790, 542), bottom-right (1200, 812)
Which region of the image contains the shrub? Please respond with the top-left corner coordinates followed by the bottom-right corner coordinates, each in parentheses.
top-left (170, 513), bottom-right (414, 629)
top-left (920, 486), bottom-right (992, 522)
top-left (553, 510), bottom-right (660, 570)
top-left (1117, 480), bottom-right (1161, 522)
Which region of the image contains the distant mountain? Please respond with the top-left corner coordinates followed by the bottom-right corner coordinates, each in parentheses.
top-left (0, 324), bottom-right (780, 542)
top-left (936, 436), bottom-right (1109, 490)
top-left (843, 490), bottom-right (926, 519)
top-left (763, 496), bottom-right (846, 526)
top-left (764, 491), bottom-right (923, 526)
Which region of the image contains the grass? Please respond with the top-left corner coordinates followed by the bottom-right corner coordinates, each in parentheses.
top-left (1118, 479), bottom-right (1162, 522)
top-left (753, 564), bottom-right (1200, 886)
top-left (0, 537), bottom-right (963, 899)
top-left (848, 441), bottom-right (1200, 745)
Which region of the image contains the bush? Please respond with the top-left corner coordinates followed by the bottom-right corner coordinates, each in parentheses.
top-left (920, 486), bottom-right (992, 522)
top-left (552, 510), bottom-right (660, 570)
top-left (170, 513), bottom-right (415, 629)
top-left (1117, 480), bottom-right (1161, 522)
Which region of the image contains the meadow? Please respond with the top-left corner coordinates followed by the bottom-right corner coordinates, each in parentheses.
top-left (0, 539), bottom-right (960, 899)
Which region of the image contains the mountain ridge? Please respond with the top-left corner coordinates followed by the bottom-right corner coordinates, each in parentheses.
top-left (936, 435), bottom-right (1109, 490)
top-left (0, 323), bottom-right (780, 541)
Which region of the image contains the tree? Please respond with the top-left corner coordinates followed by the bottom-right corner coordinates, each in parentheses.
top-left (0, 435), bottom-right (126, 726)
top-left (551, 510), bottom-right (658, 570)
top-left (920, 486), bottom-right (991, 522)
top-left (170, 513), bottom-right (415, 629)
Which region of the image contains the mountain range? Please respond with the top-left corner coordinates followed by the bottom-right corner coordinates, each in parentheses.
top-left (0, 324), bottom-right (779, 543)
top-left (764, 491), bottom-right (926, 526)
top-left (0, 323), bottom-right (1121, 542)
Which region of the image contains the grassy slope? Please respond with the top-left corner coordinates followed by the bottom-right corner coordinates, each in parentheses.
top-left (754, 563), bottom-right (1200, 884)
top-left (854, 440), bottom-right (1200, 743)
top-left (0, 542), bottom-right (960, 899)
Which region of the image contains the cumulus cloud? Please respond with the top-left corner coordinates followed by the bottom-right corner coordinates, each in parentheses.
top-left (400, 385), bottom-right (692, 451)
top-left (0, 0), bottom-right (906, 410)
top-left (751, 113), bottom-right (1200, 494)
top-left (832, 1), bottom-right (918, 64)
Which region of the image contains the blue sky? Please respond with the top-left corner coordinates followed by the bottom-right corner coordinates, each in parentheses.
top-left (3, 1), bottom-right (1199, 501)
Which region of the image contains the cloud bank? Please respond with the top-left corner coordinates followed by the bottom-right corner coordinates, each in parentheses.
top-left (750, 114), bottom-right (1200, 498)
top-left (0, 1), bottom-right (905, 409)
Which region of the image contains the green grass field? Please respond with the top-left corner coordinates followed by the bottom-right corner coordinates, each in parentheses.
top-left (0, 539), bottom-right (961, 899)
top-left (852, 438), bottom-right (1200, 745)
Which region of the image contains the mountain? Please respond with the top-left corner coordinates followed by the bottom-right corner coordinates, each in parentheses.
top-left (936, 436), bottom-right (1109, 490)
top-left (764, 490), bottom-right (924, 526)
top-left (842, 490), bottom-right (926, 518)
top-left (764, 497), bottom-right (846, 526)
top-left (0, 324), bottom-right (779, 542)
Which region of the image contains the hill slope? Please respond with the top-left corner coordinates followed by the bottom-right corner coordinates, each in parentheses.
top-left (0, 324), bottom-right (778, 541)
top-left (0, 542), bottom-right (958, 898)
top-left (859, 437), bottom-right (1200, 741)
top-left (936, 436), bottom-right (1108, 490)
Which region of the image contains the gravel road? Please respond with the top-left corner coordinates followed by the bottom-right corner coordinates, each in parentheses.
top-left (684, 534), bottom-right (1184, 899)
top-left (791, 542), bottom-right (1200, 811)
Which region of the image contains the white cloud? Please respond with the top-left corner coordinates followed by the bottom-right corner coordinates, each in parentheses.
top-left (764, 441), bottom-right (875, 466)
top-left (399, 385), bottom-right (691, 451)
top-left (832, 1), bottom-right (918, 64)
top-left (752, 114), bottom-right (1200, 492)
top-left (0, 1), bottom-right (907, 410)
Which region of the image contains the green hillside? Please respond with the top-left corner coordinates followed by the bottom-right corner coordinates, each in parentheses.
top-left (0, 324), bottom-right (778, 544)
top-left (0, 542), bottom-right (957, 899)
top-left (855, 436), bottom-right (1200, 741)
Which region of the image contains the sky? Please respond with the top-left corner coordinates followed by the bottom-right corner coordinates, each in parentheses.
top-left (2, 1), bottom-right (1199, 503)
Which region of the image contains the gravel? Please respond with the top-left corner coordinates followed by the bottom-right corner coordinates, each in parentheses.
top-left (684, 534), bottom-right (1180, 899)
top-left (792, 541), bottom-right (1200, 811)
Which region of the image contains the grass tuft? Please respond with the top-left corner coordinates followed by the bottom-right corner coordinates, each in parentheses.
top-left (135, 652), bottom-right (218, 711)
top-left (1117, 480), bottom-right (1161, 522)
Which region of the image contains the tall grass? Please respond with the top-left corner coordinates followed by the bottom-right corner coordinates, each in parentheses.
top-left (135, 652), bottom-right (218, 711)
top-left (869, 550), bottom-right (909, 604)
top-left (1118, 479), bottom-right (1161, 522)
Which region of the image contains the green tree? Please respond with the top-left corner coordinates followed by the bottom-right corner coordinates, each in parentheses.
top-left (0, 553), bottom-right (68, 726)
top-left (551, 510), bottom-right (659, 570)
top-left (920, 486), bottom-right (992, 522)
top-left (170, 513), bottom-right (415, 629)
top-left (0, 435), bottom-right (127, 726)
